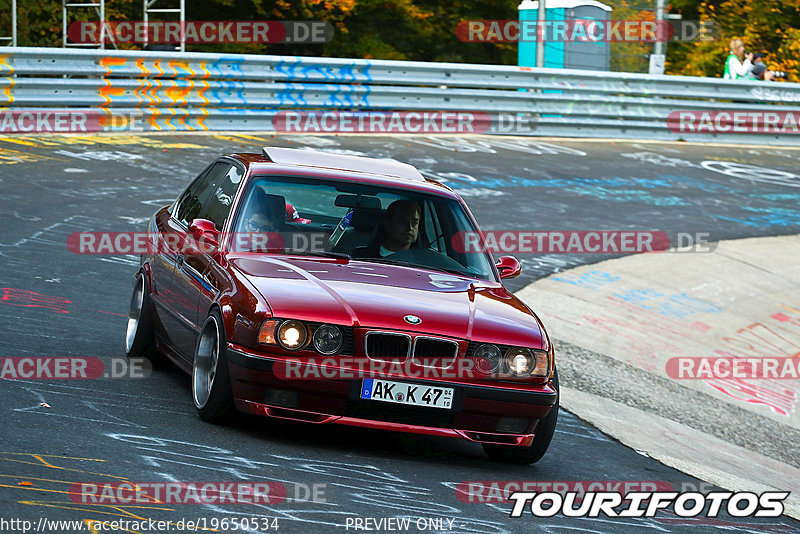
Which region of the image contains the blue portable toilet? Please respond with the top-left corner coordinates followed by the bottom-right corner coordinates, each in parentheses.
top-left (518, 0), bottom-right (612, 70)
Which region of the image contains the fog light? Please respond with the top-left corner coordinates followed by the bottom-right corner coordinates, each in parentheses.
top-left (312, 325), bottom-right (343, 355)
top-left (263, 388), bottom-right (298, 408)
top-left (496, 416), bottom-right (530, 433)
top-left (277, 320), bottom-right (308, 350)
top-left (473, 344), bottom-right (502, 374)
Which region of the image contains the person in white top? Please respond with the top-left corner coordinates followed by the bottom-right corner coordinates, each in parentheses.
top-left (723, 38), bottom-right (753, 79)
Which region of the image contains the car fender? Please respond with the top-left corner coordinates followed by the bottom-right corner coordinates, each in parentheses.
top-left (208, 265), bottom-right (272, 343)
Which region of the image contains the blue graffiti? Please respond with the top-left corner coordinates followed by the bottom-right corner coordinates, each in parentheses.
top-left (207, 80), bottom-right (247, 106)
top-left (452, 175), bottom-right (688, 191)
top-left (716, 212), bottom-right (800, 228)
top-left (552, 272), bottom-right (723, 317)
top-left (210, 57), bottom-right (245, 79)
top-left (274, 82), bottom-right (371, 108)
top-left (552, 270), bottom-right (620, 291)
top-left (612, 288), bottom-right (722, 318)
top-left (567, 187), bottom-right (686, 206)
top-left (275, 82), bottom-right (308, 107)
top-left (322, 84), bottom-right (369, 108)
top-left (273, 61), bottom-right (372, 84)
top-left (655, 174), bottom-right (736, 193)
top-left (273, 59), bottom-right (294, 79)
top-left (751, 193), bottom-right (800, 202)
top-left (449, 175), bottom-right (690, 206)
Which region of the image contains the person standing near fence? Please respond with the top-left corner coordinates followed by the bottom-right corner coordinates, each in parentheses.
top-left (723, 38), bottom-right (754, 79)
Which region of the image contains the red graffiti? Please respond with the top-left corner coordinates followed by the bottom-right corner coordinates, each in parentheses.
top-left (0, 288), bottom-right (71, 314)
top-left (705, 378), bottom-right (797, 416)
top-left (576, 296), bottom-right (800, 416)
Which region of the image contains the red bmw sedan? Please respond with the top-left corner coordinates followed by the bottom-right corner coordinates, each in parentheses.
top-left (125, 147), bottom-right (558, 463)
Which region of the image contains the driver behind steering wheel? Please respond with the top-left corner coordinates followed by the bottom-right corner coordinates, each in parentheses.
top-left (356, 199), bottom-right (420, 258)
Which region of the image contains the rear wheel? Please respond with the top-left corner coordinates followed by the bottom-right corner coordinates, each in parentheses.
top-left (193, 310), bottom-right (235, 423)
top-left (125, 272), bottom-right (159, 362)
top-left (483, 368), bottom-right (560, 464)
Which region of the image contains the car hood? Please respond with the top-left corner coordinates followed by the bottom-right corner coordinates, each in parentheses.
top-left (231, 256), bottom-right (543, 348)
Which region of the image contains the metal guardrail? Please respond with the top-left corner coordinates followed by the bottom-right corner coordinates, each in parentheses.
top-left (1, 47), bottom-right (800, 144)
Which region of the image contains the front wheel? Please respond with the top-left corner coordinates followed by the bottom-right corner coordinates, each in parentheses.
top-left (192, 310), bottom-right (235, 423)
top-left (483, 368), bottom-right (560, 464)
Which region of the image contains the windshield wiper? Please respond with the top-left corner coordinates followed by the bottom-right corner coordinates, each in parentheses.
top-left (286, 251), bottom-right (352, 261)
top-left (355, 257), bottom-right (470, 277)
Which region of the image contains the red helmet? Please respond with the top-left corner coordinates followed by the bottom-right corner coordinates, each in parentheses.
top-left (285, 203), bottom-right (311, 224)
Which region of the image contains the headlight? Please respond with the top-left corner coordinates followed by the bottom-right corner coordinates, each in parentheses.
top-left (277, 320), bottom-right (308, 350)
top-left (505, 348), bottom-right (533, 376)
top-left (312, 325), bottom-right (343, 355)
top-left (504, 348), bottom-right (549, 377)
top-left (472, 344), bottom-right (503, 374)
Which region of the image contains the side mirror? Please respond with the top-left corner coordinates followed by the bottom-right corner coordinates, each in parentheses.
top-left (188, 218), bottom-right (220, 250)
top-left (496, 256), bottom-right (522, 279)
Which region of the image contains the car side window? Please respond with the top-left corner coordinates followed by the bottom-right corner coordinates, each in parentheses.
top-left (173, 164), bottom-right (213, 225)
top-left (200, 165), bottom-right (243, 231)
top-left (174, 163), bottom-right (233, 228)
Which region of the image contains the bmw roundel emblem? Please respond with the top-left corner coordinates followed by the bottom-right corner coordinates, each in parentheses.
top-left (404, 314), bottom-right (422, 325)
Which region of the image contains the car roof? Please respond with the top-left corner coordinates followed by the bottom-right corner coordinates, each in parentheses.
top-left (225, 149), bottom-right (460, 198)
top-left (263, 146), bottom-right (425, 181)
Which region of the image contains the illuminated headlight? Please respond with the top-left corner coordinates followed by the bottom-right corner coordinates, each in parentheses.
top-left (472, 344), bottom-right (503, 374)
top-left (277, 320), bottom-right (308, 350)
top-left (505, 348), bottom-right (533, 376)
top-left (504, 348), bottom-right (549, 377)
top-left (312, 325), bottom-right (343, 355)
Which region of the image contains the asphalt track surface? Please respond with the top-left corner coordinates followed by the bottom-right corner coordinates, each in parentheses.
top-left (1, 133), bottom-right (800, 534)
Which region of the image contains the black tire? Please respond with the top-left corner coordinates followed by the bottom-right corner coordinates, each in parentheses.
top-left (483, 368), bottom-right (560, 464)
top-left (125, 271), bottom-right (159, 362)
top-left (192, 309), bottom-right (235, 423)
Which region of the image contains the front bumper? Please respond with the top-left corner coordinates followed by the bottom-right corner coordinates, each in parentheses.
top-left (227, 345), bottom-right (558, 446)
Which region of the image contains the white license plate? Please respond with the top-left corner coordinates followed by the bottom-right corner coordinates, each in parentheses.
top-left (360, 378), bottom-right (453, 409)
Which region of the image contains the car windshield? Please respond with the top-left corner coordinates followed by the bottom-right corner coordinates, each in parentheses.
top-left (231, 175), bottom-right (498, 281)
